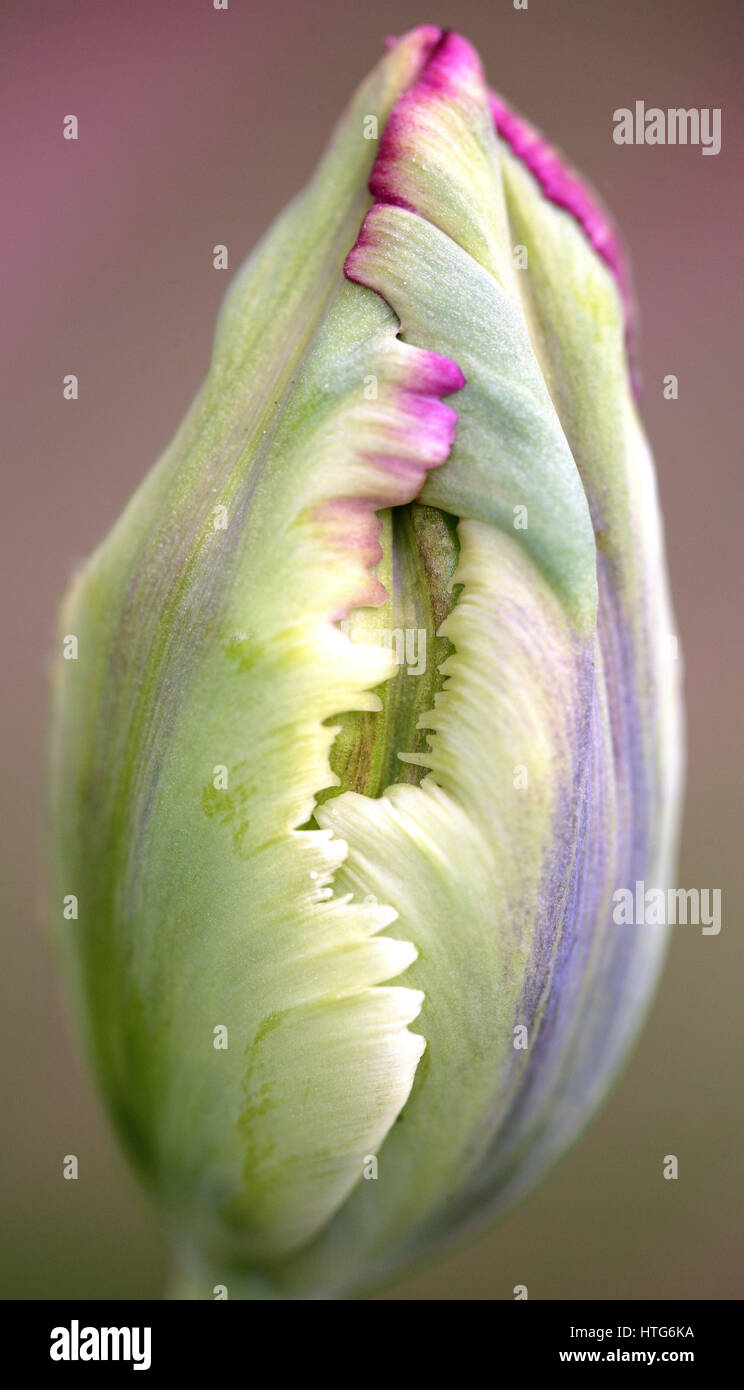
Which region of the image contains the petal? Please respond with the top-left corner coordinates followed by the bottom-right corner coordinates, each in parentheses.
top-left (49, 28), bottom-right (464, 1265)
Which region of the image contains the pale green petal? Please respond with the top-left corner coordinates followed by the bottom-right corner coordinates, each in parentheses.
top-left (500, 148), bottom-right (683, 876)
top-left (301, 518), bottom-right (604, 1288)
top-left (49, 29), bottom-right (457, 1265)
top-left (347, 205), bottom-right (597, 634)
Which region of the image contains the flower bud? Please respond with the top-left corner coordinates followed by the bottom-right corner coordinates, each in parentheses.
top-left (49, 26), bottom-right (683, 1298)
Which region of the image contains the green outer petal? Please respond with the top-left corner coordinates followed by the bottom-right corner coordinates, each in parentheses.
top-left (48, 29), bottom-right (458, 1266)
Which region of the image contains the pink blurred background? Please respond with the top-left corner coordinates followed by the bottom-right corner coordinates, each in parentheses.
top-left (2, 0), bottom-right (742, 1298)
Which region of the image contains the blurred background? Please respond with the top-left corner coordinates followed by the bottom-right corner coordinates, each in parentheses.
top-left (2, 0), bottom-right (741, 1299)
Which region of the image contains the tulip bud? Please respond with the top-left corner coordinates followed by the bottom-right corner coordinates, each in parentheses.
top-left (49, 25), bottom-right (683, 1299)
